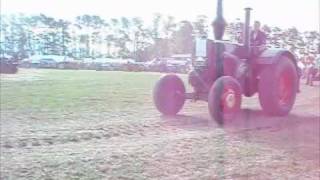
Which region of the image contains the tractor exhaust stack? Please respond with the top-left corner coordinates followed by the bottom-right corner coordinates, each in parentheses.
top-left (212, 0), bottom-right (227, 40)
top-left (244, 7), bottom-right (252, 58)
top-left (212, 0), bottom-right (227, 78)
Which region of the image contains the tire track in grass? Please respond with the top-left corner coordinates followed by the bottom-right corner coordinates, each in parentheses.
top-left (1, 120), bottom-right (176, 150)
top-left (2, 118), bottom-right (319, 179)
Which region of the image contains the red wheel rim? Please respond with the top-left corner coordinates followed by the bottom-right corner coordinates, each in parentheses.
top-left (220, 87), bottom-right (237, 119)
top-left (279, 72), bottom-right (292, 106)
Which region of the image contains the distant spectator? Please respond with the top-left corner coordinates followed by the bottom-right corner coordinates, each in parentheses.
top-left (306, 62), bottom-right (319, 86)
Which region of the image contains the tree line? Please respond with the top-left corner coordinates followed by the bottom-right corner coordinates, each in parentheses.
top-left (1, 14), bottom-right (319, 61)
top-left (0, 14), bottom-right (210, 61)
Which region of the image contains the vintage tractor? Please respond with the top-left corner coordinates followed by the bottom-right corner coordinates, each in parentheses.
top-left (153, 0), bottom-right (299, 125)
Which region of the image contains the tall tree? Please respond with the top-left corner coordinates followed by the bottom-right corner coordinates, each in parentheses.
top-left (75, 15), bottom-right (106, 57)
top-left (0, 15), bottom-right (9, 55)
top-left (151, 13), bottom-right (162, 39)
top-left (5, 14), bottom-right (29, 59)
top-left (104, 34), bottom-right (115, 57)
top-left (172, 21), bottom-right (194, 54)
top-left (56, 19), bottom-right (71, 55)
top-left (162, 16), bottom-right (176, 39)
top-left (193, 15), bottom-right (209, 38)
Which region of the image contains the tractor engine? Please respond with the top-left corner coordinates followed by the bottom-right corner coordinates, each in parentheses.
top-left (189, 39), bottom-right (216, 93)
top-left (189, 39), bottom-right (246, 95)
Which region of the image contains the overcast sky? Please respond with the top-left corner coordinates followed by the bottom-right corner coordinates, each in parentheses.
top-left (1, 0), bottom-right (319, 31)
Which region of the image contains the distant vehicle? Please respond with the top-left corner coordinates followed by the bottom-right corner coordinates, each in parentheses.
top-left (96, 62), bottom-right (113, 71)
top-left (80, 58), bottom-right (96, 70)
top-left (0, 55), bottom-right (18, 74)
top-left (57, 59), bottom-right (80, 70)
top-left (39, 58), bottom-right (58, 68)
top-left (146, 54), bottom-right (191, 73)
top-left (145, 58), bottom-right (167, 72)
top-left (22, 55), bottom-right (74, 69)
top-left (28, 59), bottom-right (41, 68)
top-left (126, 61), bottom-right (146, 72)
top-left (167, 54), bottom-right (192, 73)
top-left (96, 58), bottom-right (135, 71)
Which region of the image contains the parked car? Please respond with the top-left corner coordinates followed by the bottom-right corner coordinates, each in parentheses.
top-left (39, 58), bottom-right (58, 68)
top-left (29, 59), bottom-right (41, 68)
top-left (145, 58), bottom-right (167, 72)
top-left (96, 58), bottom-right (135, 71)
top-left (22, 55), bottom-right (67, 69)
top-left (146, 54), bottom-right (191, 73)
top-left (96, 63), bottom-right (113, 71)
top-left (80, 58), bottom-right (96, 70)
top-left (126, 61), bottom-right (147, 72)
top-left (57, 60), bottom-right (80, 70)
top-left (167, 54), bottom-right (192, 73)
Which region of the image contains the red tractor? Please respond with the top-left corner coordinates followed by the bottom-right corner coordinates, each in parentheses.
top-left (153, 0), bottom-right (300, 125)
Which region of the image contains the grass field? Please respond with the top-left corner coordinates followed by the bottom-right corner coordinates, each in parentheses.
top-left (1, 69), bottom-right (319, 179)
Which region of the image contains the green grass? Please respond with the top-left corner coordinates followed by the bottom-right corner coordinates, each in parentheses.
top-left (1, 70), bottom-right (170, 112)
top-left (1, 69), bottom-right (318, 180)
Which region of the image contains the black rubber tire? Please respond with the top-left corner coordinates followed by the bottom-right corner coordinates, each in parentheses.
top-left (258, 56), bottom-right (298, 116)
top-left (153, 74), bottom-right (186, 115)
top-left (208, 76), bottom-right (242, 125)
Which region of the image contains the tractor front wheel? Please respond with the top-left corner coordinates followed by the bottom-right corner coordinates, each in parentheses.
top-left (208, 76), bottom-right (242, 125)
top-left (258, 56), bottom-right (298, 116)
top-left (153, 74), bottom-right (186, 116)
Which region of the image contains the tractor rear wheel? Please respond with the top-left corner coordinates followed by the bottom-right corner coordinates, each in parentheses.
top-left (153, 74), bottom-right (186, 116)
top-left (258, 56), bottom-right (298, 116)
top-left (208, 76), bottom-right (242, 125)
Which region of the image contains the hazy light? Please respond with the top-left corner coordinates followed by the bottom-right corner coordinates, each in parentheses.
top-left (1, 0), bottom-right (319, 31)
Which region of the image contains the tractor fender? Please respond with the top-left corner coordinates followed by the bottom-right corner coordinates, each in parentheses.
top-left (256, 49), bottom-right (298, 67)
top-left (223, 52), bottom-right (242, 77)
